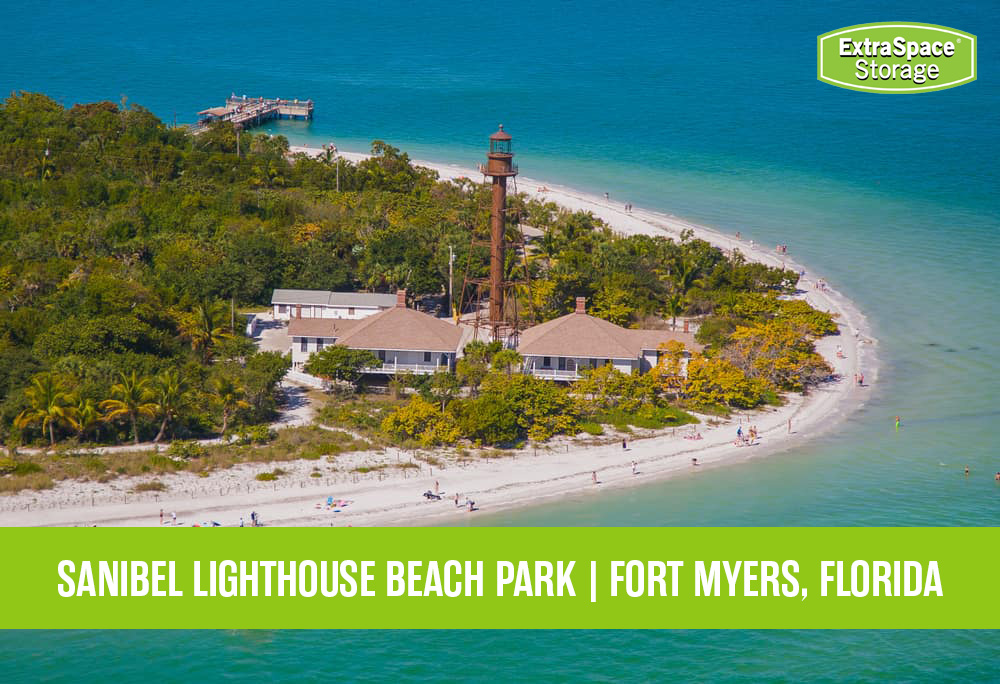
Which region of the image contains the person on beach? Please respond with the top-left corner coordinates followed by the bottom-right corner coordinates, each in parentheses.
top-left (592, 471), bottom-right (598, 485)
top-left (434, 480), bottom-right (439, 495)
top-left (454, 493), bottom-right (460, 508)
top-left (604, 192), bottom-right (609, 202)
top-left (171, 511), bottom-right (177, 525)
top-left (631, 461), bottom-right (638, 475)
top-left (859, 372), bottom-right (865, 386)
top-left (622, 438), bottom-right (627, 451)
top-left (240, 516), bottom-right (244, 528)
top-left (736, 425), bottom-right (743, 442)
top-left (159, 509), bottom-right (163, 526)
top-left (691, 457), bottom-right (699, 466)
top-left (787, 418), bottom-right (792, 434)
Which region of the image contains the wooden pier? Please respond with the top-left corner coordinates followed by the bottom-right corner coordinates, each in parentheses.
top-left (193, 95), bottom-right (313, 132)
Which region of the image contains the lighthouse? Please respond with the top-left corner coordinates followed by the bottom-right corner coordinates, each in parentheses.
top-left (480, 124), bottom-right (518, 339)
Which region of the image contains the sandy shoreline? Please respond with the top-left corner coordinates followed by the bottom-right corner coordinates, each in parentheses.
top-left (0, 146), bottom-right (877, 527)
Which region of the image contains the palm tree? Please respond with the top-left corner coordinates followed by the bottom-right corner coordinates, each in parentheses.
top-left (151, 370), bottom-right (192, 443)
top-left (69, 397), bottom-right (102, 442)
top-left (492, 349), bottom-right (523, 377)
top-left (181, 302), bottom-right (231, 360)
top-left (664, 292), bottom-right (686, 330)
top-left (211, 375), bottom-right (250, 435)
top-left (672, 258), bottom-right (703, 296)
top-left (101, 371), bottom-right (157, 445)
top-left (15, 373), bottom-right (75, 446)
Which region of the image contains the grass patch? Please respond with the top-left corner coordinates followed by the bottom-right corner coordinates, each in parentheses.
top-left (0, 425), bottom-right (383, 494)
top-left (134, 480), bottom-right (167, 492)
top-left (0, 472), bottom-right (54, 492)
top-left (414, 453), bottom-right (443, 467)
top-left (592, 406), bottom-right (699, 430)
top-left (577, 421), bottom-right (604, 436)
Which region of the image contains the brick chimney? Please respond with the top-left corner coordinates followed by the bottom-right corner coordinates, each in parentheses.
top-left (575, 297), bottom-right (586, 314)
top-left (396, 289), bottom-right (407, 308)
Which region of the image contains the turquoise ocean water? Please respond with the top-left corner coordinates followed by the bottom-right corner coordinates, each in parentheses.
top-left (1, 0), bottom-right (997, 679)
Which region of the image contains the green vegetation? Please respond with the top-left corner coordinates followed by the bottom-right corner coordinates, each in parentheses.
top-left (304, 347), bottom-right (380, 386)
top-left (0, 425), bottom-right (370, 493)
top-left (133, 480), bottom-right (167, 492)
top-left (0, 92), bottom-right (837, 466)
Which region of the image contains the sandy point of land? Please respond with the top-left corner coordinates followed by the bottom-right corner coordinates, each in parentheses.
top-left (0, 148), bottom-right (877, 527)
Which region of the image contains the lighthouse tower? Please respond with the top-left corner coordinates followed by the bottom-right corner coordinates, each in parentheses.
top-left (480, 124), bottom-right (518, 338)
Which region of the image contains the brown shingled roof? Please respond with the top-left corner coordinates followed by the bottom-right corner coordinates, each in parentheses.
top-left (287, 318), bottom-right (360, 338)
top-left (628, 328), bottom-right (704, 353)
top-left (336, 307), bottom-right (462, 353)
top-left (518, 311), bottom-right (702, 358)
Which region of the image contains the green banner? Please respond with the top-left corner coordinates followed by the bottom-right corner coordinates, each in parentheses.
top-left (1, 528), bottom-right (995, 629)
top-left (817, 22), bottom-right (977, 93)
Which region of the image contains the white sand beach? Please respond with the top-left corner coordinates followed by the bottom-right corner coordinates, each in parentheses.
top-left (0, 148), bottom-right (877, 527)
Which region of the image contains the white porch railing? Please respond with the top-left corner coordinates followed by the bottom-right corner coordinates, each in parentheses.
top-left (362, 363), bottom-right (447, 375)
top-left (527, 367), bottom-right (581, 381)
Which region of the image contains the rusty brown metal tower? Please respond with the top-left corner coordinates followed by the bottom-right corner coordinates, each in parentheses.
top-left (459, 125), bottom-right (532, 344)
top-left (482, 125), bottom-right (517, 330)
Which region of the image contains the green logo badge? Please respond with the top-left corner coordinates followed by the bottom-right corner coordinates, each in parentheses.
top-left (817, 22), bottom-right (976, 93)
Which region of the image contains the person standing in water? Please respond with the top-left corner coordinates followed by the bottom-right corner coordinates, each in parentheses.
top-left (894, 416), bottom-right (901, 430)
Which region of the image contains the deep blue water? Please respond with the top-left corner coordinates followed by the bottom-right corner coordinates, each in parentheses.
top-left (2, 0), bottom-right (998, 679)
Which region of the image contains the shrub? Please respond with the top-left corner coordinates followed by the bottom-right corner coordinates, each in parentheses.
top-left (577, 422), bottom-right (604, 436)
top-left (448, 396), bottom-right (520, 445)
top-left (381, 396), bottom-right (460, 447)
top-left (168, 440), bottom-right (207, 459)
top-left (237, 425), bottom-right (277, 445)
top-left (255, 472), bottom-right (277, 481)
top-left (149, 455), bottom-right (184, 471)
